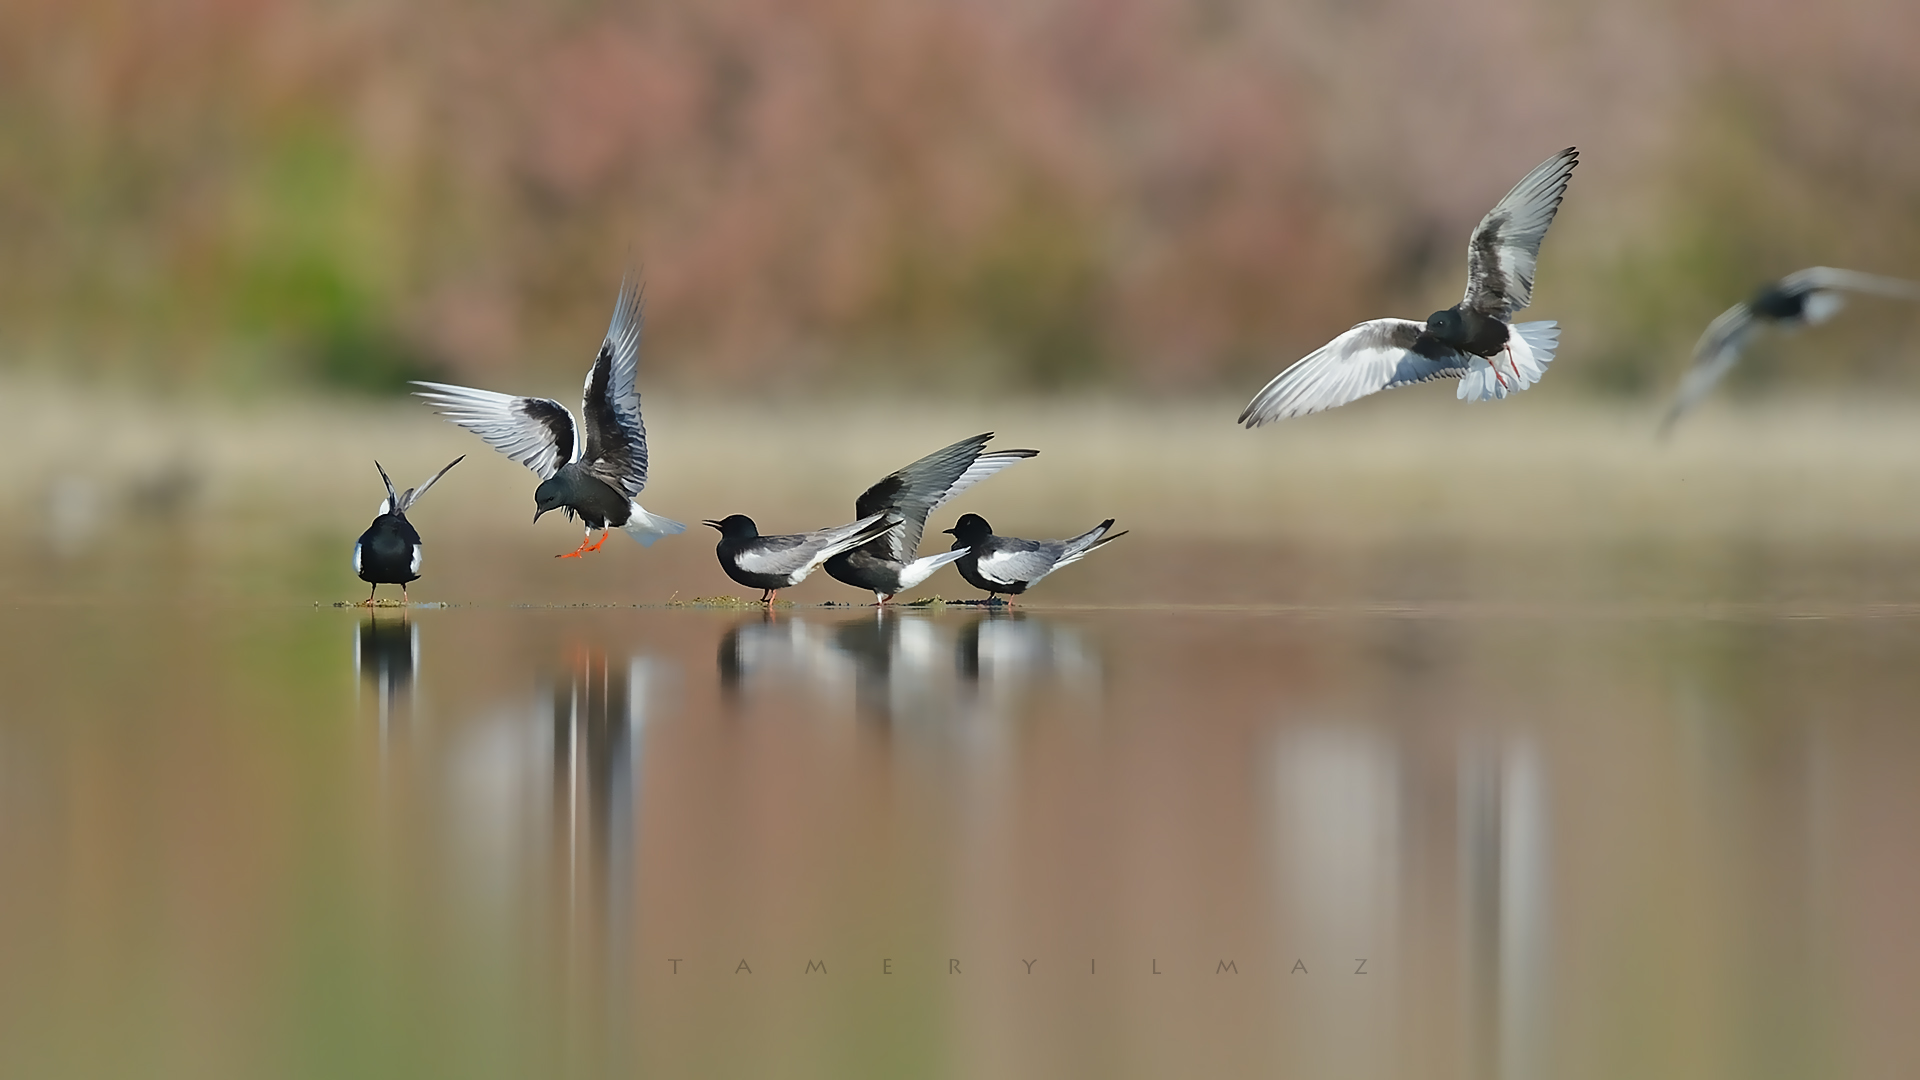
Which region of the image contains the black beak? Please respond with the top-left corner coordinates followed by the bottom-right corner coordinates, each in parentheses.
top-left (702, 519), bottom-right (724, 531)
top-left (533, 508), bottom-right (549, 523)
top-left (940, 527), bottom-right (956, 535)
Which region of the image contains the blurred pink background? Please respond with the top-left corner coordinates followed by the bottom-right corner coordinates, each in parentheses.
top-left (6, 0), bottom-right (1918, 396)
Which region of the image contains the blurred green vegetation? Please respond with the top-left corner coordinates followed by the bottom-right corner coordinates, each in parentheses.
top-left (229, 127), bottom-right (443, 392)
top-left (1, 0), bottom-right (1916, 397)
top-left (873, 184), bottom-right (1109, 391)
top-left (966, 201), bottom-right (1109, 389)
top-left (1569, 73), bottom-right (1920, 398)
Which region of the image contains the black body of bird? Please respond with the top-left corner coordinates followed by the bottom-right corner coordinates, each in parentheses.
top-left (356, 513), bottom-right (421, 598)
top-left (353, 457), bottom-right (462, 605)
top-left (532, 467), bottom-right (631, 532)
top-left (1423, 305), bottom-right (1512, 358)
top-left (1750, 281), bottom-right (1817, 321)
top-left (943, 513), bottom-right (1126, 601)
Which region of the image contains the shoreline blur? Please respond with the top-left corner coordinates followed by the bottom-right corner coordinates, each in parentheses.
top-left (10, 374), bottom-right (1920, 544)
top-left (9, 373), bottom-right (1920, 611)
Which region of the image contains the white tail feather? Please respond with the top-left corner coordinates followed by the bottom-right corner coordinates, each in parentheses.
top-left (895, 548), bottom-right (970, 592)
top-left (1458, 320), bottom-right (1560, 402)
top-left (1801, 290), bottom-right (1847, 327)
top-left (620, 502), bottom-right (687, 547)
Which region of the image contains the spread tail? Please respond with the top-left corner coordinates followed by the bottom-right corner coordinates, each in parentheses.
top-left (1458, 320), bottom-right (1559, 402)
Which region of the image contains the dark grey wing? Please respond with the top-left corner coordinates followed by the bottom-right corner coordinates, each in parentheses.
top-left (971, 537), bottom-right (1067, 587)
top-left (413, 382), bottom-right (578, 479)
top-left (1658, 302), bottom-right (1759, 437)
top-left (1464, 147), bottom-right (1578, 318)
top-left (579, 276), bottom-right (651, 499)
top-left (853, 434), bottom-right (1038, 562)
top-left (1238, 319), bottom-right (1469, 426)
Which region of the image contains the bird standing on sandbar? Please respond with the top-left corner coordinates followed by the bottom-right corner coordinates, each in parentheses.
top-left (353, 456), bottom-right (462, 605)
top-left (942, 514), bottom-right (1125, 603)
top-left (1658, 267), bottom-right (1920, 437)
top-left (825, 432), bottom-right (1038, 604)
top-left (1239, 147), bottom-right (1579, 425)
top-left (413, 275), bottom-right (684, 557)
top-left (707, 512), bottom-right (902, 606)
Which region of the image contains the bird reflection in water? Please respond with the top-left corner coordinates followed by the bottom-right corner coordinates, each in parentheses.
top-left (354, 614), bottom-right (418, 738)
top-left (717, 613), bottom-right (830, 701)
top-left (1459, 739), bottom-right (1549, 1080)
top-left (1271, 727), bottom-right (1551, 1080)
top-left (955, 610), bottom-right (1101, 698)
top-left (548, 649), bottom-right (661, 1072)
top-left (432, 646), bottom-right (663, 1073)
top-left (831, 611), bottom-right (953, 723)
top-left (1273, 726), bottom-right (1403, 1077)
top-left (716, 608), bottom-right (1100, 726)
top-left (549, 652), bottom-right (655, 901)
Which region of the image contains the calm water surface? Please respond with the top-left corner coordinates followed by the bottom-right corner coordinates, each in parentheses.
top-left (2, 543), bottom-right (1918, 1078)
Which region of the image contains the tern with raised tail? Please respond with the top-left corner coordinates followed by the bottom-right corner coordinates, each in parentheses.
top-left (353, 456), bottom-right (462, 605)
top-left (942, 514), bottom-right (1125, 603)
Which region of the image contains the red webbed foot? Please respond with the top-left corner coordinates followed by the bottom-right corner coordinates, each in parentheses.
top-left (556, 531), bottom-right (596, 559)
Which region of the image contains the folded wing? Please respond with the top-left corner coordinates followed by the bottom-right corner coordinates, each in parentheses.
top-left (972, 538), bottom-right (1063, 587)
top-left (1238, 319), bottom-right (1469, 426)
top-left (735, 512), bottom-right (900, 579)
top-left (973, 522), bottom-right (1122, 586)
